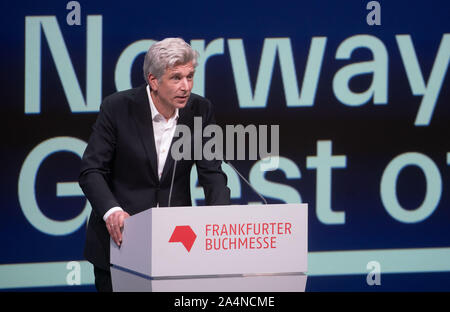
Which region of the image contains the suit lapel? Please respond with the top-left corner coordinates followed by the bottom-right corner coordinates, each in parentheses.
top-left (130, 84), bottom-right (159, 181)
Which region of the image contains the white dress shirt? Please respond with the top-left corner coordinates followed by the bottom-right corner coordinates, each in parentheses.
top-left (147, 85), bottom-right (179, 180)
top-left (103, 85), bottom-right (179, 221)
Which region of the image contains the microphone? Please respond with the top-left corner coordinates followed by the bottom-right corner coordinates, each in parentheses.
top-left (224, 160), bottom-right (268, 205)
top-left (167, 159), bottom-right (177, 207)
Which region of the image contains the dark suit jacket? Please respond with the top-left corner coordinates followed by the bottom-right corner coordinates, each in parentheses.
top-left (79, 84), bottom-right (230, 270)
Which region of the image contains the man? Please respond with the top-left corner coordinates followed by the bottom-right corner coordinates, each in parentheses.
top-left (79, 38), bottom-right (231, 292)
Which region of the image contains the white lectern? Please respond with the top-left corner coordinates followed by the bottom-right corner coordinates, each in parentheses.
top-left (110, 203), bottom-right (308, 292)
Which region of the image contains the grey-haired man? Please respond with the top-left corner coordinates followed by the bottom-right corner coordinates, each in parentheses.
top-left (79, 38), bottom-right (230, 292)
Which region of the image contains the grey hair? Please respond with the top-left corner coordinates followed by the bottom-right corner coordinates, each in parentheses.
top-left (143, 38), bottom-right (199, 84)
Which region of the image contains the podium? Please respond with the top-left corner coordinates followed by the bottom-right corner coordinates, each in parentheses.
top-left (110, 203), bottom-right (308, 292)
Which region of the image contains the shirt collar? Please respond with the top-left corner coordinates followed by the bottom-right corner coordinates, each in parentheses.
top-left (146, 85), bottom-right (179, 122)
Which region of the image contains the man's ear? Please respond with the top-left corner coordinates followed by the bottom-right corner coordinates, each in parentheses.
top-left (148, 73), bottom-right (159, 91)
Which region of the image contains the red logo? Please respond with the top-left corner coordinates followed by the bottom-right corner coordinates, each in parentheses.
top-left (169, 226), bottom-right (197, 252)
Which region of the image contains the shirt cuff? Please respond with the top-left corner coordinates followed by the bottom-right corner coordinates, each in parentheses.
top-left (103, 206), bottom-right (124, 222)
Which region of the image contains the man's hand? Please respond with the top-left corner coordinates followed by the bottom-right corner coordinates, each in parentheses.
top-left (106, 211), bottom-right (130, 247)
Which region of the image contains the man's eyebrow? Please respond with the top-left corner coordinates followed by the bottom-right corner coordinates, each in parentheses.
top-left (170, 70), bottom-right (195, 76)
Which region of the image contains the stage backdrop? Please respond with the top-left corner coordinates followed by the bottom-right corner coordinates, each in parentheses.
top-left (1, 0), bottom-right (449, 291)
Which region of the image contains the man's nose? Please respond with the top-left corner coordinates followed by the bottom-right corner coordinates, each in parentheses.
top-left (180, 78), bottom-right (190, 91)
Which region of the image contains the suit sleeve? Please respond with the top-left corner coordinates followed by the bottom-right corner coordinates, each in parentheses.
top-left (195, 99), bottom-right (231, 205)
top-left (79, 97), bottom-right (121, 218)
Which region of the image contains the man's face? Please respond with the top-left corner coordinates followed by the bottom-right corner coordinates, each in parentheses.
top-left (149, 61), bottom-right (195, 115)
